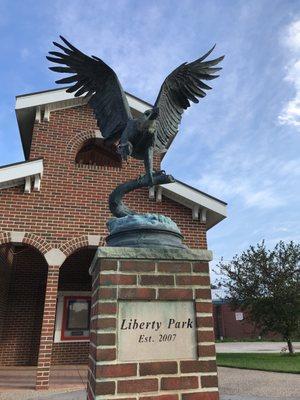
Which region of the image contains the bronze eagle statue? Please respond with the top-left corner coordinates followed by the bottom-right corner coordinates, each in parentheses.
top-left (47, 36), bottom-right (224, 191)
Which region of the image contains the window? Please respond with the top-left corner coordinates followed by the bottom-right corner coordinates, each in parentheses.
top-left (61, 296), bottom-right (91, 341)
top-left (75, 138), bottom-right (121, 168)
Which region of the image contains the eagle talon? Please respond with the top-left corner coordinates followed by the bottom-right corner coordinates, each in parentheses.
top-left (137, 173), bottom-right (154, 186)
top-left (154, 170), bottom-right (166, 176)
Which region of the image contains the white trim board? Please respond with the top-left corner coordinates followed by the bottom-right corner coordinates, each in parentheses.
top-left (15, 88), bottom-right (151, 113)
top-left (151, 181), bottom-right (227, 230)
top-left (0, 159), bottom-right (43, 193)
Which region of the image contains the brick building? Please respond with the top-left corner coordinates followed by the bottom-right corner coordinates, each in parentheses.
top-left (213, 299), bottom-right (259, 340)
top-left (212, 299), bottom-right (281, 341)
top-left (0, 87), bottom-right (227, 389)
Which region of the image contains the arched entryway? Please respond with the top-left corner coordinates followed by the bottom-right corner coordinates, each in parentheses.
top-left (0, 243), bottom-right (48, 366)
top-left (51, 247), bottom-right (96, 366)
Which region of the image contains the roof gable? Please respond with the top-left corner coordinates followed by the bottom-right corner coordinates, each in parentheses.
top-left (15, 87), bottom-right (152, 160)
top-left (11, 87), bottom-right (227, 230)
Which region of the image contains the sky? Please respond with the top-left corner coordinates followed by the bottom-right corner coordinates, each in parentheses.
top-left (0, 0), bottom-right (300, 278)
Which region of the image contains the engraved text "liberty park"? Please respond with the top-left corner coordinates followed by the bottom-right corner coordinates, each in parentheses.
top-left (120, 318), bottom-right (194, 331)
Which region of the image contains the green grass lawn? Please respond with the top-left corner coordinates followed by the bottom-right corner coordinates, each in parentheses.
top-left (215, 337), bottom-right (300, 343)
top-left (216, 353), bottom-right (300, 373)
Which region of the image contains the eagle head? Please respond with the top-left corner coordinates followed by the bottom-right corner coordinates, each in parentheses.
top-left (137, 107), bottom-right (160, 134)
top-left (144, 107), bottom-right (159, 121)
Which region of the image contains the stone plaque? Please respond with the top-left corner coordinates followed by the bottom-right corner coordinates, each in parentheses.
top-left (118, 301), bottom-right (197, 361)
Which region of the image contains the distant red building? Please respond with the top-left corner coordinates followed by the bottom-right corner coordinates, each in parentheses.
top-left (212, 299), bottom-right (281, 340)
top-left (0, 87), bottom-right (227, 389)
top-left (213, 300), bottom-right (259, 340)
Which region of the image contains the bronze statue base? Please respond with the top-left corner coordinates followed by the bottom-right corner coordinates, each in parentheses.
top-left (106, 227), bottom-right (186, 248)
top-left (106, 214), bottom-right (186, 249)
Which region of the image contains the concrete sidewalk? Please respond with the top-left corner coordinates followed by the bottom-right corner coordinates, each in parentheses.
top-left (0, 389), bottom-right (86, 400)
top-left (216, 341), bottom-right (300, 353)
top-left (219, 366), bottom-right (300, 399)
top-left (0, 365), bottom-right (87, 391)
top-left (27, 390), bottom-right (86, 400)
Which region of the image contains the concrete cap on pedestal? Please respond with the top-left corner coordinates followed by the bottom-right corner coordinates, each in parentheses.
top-left (89, 246), bottom-right (213, 275)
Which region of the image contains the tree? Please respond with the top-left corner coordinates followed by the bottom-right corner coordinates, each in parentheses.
top-left (217, 241), bottom-right (300, 354)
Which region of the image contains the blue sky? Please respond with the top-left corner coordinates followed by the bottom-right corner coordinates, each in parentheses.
top-left (0, 0), bottom-right (300, 275)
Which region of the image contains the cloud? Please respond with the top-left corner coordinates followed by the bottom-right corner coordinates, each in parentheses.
top-left (278, 19), bottom-right (300, 129)
top-left (47, 0), bottom-right (203, 103)
top-left (196, 173), bottom-right (284, 210)
top-left (20, 48), bottom-right (30, 60)
top-left (280, 159), bottom-right (300, 176)
top-left (183, 132), bottom-right (289, 212)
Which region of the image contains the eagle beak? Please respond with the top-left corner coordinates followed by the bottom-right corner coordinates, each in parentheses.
top-left (149, 107), bottom-right (159, 120)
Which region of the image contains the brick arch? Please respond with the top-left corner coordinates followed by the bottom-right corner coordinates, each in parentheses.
top-left (22, 233), bottom-right (52, 255)
top-left (59, 234), bottom-right (106, 260)
top-left (0, 231), bottom-right (11, 246)
top-left (66, 129), bottom-right (101, 158)
top-left (0, 231), bottom-right (51, 256)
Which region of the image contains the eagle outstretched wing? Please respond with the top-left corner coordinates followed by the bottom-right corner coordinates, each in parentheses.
top-left (154, 46), bottom-right (224, 152)
top-left (47, 36), bottom-right (132, 141)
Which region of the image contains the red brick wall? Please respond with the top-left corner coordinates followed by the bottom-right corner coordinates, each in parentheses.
top-left (213, 304), bottom-right (256, 339)
top-left (0, 105), bottom-right (207, 249)
top-left (52, 342), bottom-right (89, 365)
top-left (0, 247), bottom-right (48, 366)
top-left (213, 303), bottom-right (281, 340)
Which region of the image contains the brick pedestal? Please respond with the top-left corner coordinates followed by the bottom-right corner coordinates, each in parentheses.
top-left (88, 247), bottom-right (218, 400)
